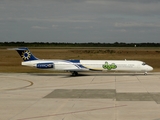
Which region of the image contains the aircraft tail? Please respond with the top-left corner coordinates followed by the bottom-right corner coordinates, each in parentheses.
top-left (9, 47), bottom-right (38, 61)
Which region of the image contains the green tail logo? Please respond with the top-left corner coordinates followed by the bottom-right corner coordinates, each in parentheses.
top-left (102, 62), bottom-right (117, 70)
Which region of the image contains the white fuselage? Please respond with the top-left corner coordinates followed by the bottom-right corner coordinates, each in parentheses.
top-left (22, 59), bottom-right (153, 72)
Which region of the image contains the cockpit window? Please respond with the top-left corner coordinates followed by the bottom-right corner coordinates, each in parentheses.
top-left (142, 62), bottom-right (146, 65)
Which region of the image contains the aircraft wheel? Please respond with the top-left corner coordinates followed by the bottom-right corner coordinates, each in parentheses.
top-left (71, 71), bottom-right (78, 76)
top-left (144, 72), bottom-right (147, 75)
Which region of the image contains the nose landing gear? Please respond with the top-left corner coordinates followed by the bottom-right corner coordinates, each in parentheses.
top-left (144, 72), bottom-right (148, 75)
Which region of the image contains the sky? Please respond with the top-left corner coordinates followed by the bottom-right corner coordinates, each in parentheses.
top-left (0, 0), bottom-right (160, 43)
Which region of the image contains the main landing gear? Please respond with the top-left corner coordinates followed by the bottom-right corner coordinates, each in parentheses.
top-left (71, 71), bottom-right (78, 76)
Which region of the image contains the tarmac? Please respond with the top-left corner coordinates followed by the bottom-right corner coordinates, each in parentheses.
top-left (0, 72), bottom-right (160, 120)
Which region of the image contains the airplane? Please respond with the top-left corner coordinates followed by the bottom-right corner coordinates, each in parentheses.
top-left (10, 47), bottom-right (153, 76)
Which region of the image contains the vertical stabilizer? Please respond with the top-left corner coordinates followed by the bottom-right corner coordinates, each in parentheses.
top-left (10, 47), bottom-right (38, 61)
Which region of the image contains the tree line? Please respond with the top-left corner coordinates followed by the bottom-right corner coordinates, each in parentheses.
top-left (0, 42), bottom-right (160, 47)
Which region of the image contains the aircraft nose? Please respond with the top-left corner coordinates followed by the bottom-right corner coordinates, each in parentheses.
top-left (148, 66), bottom-right (153, 71)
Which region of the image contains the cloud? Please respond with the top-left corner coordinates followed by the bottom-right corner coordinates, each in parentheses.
top-left (107, 0), bottom-right (160, 4)
top-left (114, 22), bottom-right (160, 28)
top-left (31, 26), bottom-right (48, 30)
top-left (52, 25), bottom-right (58, 28)
top-left (86, 0), bottom-right (160, 16)
top-left (3, 17), bottom-right (94, 23)
top-left (0, 0), bottom-right (160, 43)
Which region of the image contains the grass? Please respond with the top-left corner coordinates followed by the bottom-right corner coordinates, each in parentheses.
top-left (0, 47), bottom-right (160, 73)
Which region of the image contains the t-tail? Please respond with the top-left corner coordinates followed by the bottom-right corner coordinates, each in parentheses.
top-left (9, 47), bottom-right (38, 61)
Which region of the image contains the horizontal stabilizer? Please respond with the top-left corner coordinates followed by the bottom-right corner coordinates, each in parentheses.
top-left (8, 48), bottom-right (28, 51)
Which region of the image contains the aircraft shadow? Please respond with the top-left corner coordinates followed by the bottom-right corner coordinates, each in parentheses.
top-left (28, 73), bottom-right (151, 78)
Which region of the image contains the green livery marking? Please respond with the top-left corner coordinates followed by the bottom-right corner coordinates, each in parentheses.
top-left (102, 62), bottom-right (117, 70)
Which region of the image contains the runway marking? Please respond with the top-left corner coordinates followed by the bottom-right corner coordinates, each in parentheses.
top-left (17, 104), bottom-right (127, 120)
top-left (0, 77), bottom-right (33, 91)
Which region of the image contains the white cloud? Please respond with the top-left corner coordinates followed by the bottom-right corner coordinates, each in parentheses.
top-left (7, 17), bottom-right (93, 23)
top-left (52, 25), bottom-right (58, 28)
top-left (31, 26), bottom-right (48, 29)
top-left (108, 29), bottom-right (127, 32)
top-left (114, 22), bottom-right (160, 28)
